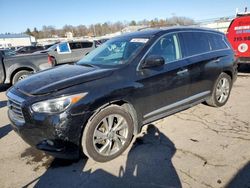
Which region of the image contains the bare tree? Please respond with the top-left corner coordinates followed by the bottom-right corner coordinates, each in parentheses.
top-left (28, 16), bottom-right (195, 39)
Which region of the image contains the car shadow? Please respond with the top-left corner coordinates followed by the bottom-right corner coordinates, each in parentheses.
top-left (226, 162), bottom-right (250, 188)
top-left (27, 124), bottom-right (181, 188)
top-left (0, 100), bottom-right (7, 108)
top-left (0, 124), bottom-right (12, 139)
top-left (0, 84), bottom-right (11, 92)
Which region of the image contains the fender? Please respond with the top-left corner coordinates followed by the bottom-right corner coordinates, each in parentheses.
top-left (83, 92), bottom-right (140, 135)
top-left (5, 63), bottom-right (36, 84)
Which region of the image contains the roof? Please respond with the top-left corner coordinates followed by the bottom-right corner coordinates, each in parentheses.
top-left (115, 26), bottom-right (223, 39)
top-left (114, 29), bottom-right (161, 39)
top-left (0, 34), bottom-right (31, 39)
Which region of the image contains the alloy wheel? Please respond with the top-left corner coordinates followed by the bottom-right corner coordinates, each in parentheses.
top-left (216, 77), bottom-right (230, 104)
top-left (93, 114), bottom-right (129, 156)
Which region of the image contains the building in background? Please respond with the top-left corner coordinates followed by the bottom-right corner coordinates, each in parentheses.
top-left (0, 34), bottom-right (36, 49)
top-left (198, 17), bottom-right (234, 33)
top-left (65, 32), bottom-right (74, 39)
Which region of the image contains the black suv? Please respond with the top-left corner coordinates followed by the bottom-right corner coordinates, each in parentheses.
top-left (7, 27), bottom-right (237, 162)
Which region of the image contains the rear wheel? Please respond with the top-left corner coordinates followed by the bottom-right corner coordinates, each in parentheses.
top-left (12, 70), bottom-right (31, 85)
top-left (206, 72), bottom-right (232, 107)
top-left (82, 105), bottom-right (134, 162)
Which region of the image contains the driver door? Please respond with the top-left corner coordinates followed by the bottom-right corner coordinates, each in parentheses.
top-left (134, 33), bottom-right (191, 123)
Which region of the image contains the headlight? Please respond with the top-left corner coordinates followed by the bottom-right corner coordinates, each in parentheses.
top-left (31, 93), bottom-right (87, 113)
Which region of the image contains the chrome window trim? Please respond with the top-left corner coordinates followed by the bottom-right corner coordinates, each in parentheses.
top-left (137, 30), bottom-right (230, 71)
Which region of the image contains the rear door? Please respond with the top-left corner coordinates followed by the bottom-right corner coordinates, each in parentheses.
top-left (69, 42), bottom-right (83, 62)
top-left (79, 42), bottom-right (95, 60)
top-left (179, 31), bottom-right (224, 99)
top-left (135, 33), bottom-right (191, 123)
top-left (67, 42), bottom-right (94, 62)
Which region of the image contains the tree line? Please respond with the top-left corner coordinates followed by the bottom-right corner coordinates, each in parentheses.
top-left (25, 16), bottom-right (195, 39)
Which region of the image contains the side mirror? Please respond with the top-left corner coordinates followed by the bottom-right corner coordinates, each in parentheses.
top-left (142, 55), bottom-right (165, 69)
top-left (57, 42), bottom-right (71, 54)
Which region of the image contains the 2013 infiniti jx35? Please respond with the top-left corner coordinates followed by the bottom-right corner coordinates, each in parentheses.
top-left (7, 27), bottom-right (237, 162)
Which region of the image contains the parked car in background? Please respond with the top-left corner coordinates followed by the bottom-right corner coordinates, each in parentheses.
top-left (47, 40), bottom-right (97, 65)
top-left (6, 27), bottom-right (237, 162)
top-left (0, 53), bottom-right (51, 85)
top-left (227, 12), bottom-right (250, 63)
top-left (94, 38), bottom-right (109, 47)
top-left (15, 46), bottom-right (46, 54)
top-left (0, 49), bottom-right (16, 57)
top-left (43, 43), bottom-right (58, 50)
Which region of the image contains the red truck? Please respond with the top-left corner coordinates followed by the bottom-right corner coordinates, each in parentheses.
top-left (227, 12), bottom-right (250, 63)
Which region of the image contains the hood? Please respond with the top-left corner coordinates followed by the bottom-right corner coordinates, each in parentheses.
top-left (15, 64), bottom-right (113, 95)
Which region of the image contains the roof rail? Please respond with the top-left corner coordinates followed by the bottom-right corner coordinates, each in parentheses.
top-left (138, 24), bottom-right (201, 31)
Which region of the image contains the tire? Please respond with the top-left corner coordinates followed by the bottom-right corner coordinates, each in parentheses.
top-left (82, 105), bottom-right (134, 162)
top-left (12, 70), bottom-right (31, 85)
top-left (206, 72), bottom-right (232, 107)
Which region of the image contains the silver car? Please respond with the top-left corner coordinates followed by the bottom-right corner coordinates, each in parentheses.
top-left (48, 40), bottom-right (97, 65)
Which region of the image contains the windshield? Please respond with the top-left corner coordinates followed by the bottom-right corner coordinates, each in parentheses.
top-left (77, 37), bottom-right (149, 66)
top-left (47, 44), bottom-right (58, 51)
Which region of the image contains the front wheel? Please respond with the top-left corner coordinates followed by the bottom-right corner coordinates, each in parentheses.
top-left (206, 72), bottom-right (232, 107)
top-left (82, 105), bottom-right (134, 162)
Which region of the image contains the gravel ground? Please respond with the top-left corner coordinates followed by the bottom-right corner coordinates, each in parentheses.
top-left (0, 66), bottom-right (250, 188)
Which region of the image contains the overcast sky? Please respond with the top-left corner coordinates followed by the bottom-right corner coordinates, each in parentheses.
top-left (0, 0), bottom-right (249, 33)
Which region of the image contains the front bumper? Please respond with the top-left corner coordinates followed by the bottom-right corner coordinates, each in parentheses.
top-left (7, 90), bottom-right (91, 159)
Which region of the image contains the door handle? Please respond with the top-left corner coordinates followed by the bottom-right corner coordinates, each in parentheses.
top-left (213, 57), bottom-right (220, 63)
top-left (177, 69), bottom-right (188, 75)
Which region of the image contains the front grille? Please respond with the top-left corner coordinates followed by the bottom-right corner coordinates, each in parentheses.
top-left (7, 92), bottom-right (25, 123)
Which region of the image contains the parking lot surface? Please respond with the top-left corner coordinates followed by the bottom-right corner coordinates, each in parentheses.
top-left (0, 66), bottom-right (250, 188)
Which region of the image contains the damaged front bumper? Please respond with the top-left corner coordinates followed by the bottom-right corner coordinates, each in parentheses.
top-left (7, 90), bottom-right (90, 159)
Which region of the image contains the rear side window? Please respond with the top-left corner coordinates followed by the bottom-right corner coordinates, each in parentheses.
top-left (69, 42), bottom-right (82, 49)
top-left (207, 33), bottom-right (228, 50)
top-left (81, 42), bottom-right (93, 48)
top-left (36, 46), bottom-right (44, 50)
top-left (180, 32), bottom-right (210, 57)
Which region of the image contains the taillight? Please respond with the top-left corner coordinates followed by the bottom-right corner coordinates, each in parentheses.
top-left (48, 55), bottom-right (52, 65)
top-left (233, 50), bottom-right (239, 63)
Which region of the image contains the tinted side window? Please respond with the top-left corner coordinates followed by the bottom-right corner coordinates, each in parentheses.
top-left (36, 46), bottom-right (44, 50)
top-left (81, 42), bottom-right (93, 48)
top-left (147, 34), bottom-right (181, 63)
top-left (180, 32), bottom-right (210, 57)
top-left (18, 47), bottom-right (28, 52)
top-left (29, 46), bottom-right (35, 51)
top-left (69, 42), bottom-right (82, 49)
top-left (207, 33), bottom-right (228, 50)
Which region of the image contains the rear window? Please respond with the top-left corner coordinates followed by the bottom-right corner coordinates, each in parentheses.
top-left (207, 33), bottom-right (228, 50)
top-left (180, 31), bottom-right (228, 57)
top-left (180, 32), bottom-right (210, 57)
top-left (69, 42), bottom-right (82, 49)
